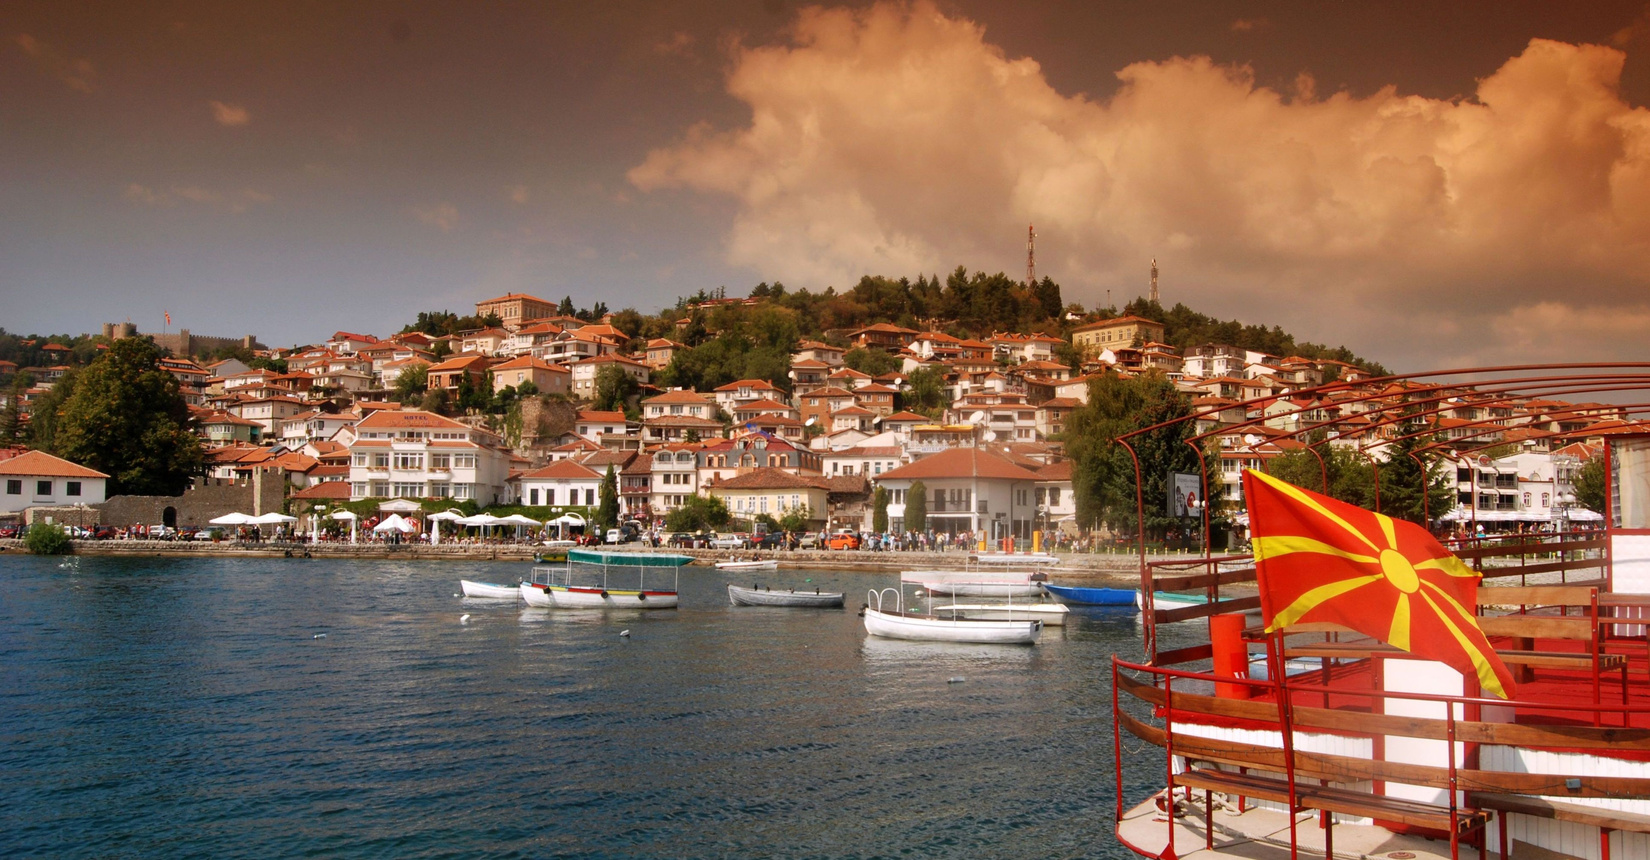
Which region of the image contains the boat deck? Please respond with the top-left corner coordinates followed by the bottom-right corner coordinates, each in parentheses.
top-left (1117, 795), bottom-right (1493, 860)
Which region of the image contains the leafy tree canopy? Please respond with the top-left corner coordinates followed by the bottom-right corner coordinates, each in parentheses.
top-left (49, 337), bottom-right (204, 496)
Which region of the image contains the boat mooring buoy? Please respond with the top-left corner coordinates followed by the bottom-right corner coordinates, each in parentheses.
top-left (619, 629), bottom-right (631, 638)
top-left (313, 633), bottom-right (327, 639)
top-left (460, 614), bottom-right (471, 623)
top-left (947, 676), bottom-right (965, 684)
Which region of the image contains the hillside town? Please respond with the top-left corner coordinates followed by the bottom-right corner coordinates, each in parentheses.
top-left (0, 287), bottom-right (1618, 544)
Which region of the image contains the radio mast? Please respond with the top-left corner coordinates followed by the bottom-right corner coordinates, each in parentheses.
top-left (1025, 224), bottom-right (1036, 287)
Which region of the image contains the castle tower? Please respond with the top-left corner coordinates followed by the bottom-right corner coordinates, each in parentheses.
top-left (1149, 259), bottom-right (1159, 305)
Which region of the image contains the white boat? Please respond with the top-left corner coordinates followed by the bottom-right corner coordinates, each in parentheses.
top-left (714, 559), bottom-right (780, 571)
top-left (460, 579), bottom-right (520, 600)
top-left (521, 548), bottom-right (692, 610)
top-left (918, 579), bottom-right (1043, 597)
top-left (862, 588), bottom-right (1042, 644)
top-left (904, 551), bottom-right (1054, 597)
top-left (728, 584), bottom-right (845, 608)
top-left (927, 602), bottom-right (1070, 626)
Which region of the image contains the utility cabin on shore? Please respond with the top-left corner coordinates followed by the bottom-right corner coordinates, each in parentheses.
top-left (1113, 435), bottom-right (1650, 860)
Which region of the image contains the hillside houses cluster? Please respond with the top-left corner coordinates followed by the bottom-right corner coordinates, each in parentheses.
top-left (0, 296), bottom-right (1625, 535)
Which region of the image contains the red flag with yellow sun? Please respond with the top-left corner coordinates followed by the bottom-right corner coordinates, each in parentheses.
top-left (1243, 469), bottom-right (1516, 699)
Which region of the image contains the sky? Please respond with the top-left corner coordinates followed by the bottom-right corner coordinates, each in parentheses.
top-left (6, 1), bottom-right (1650, 371)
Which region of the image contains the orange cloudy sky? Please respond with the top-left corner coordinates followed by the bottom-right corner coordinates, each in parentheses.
top-left (6, 1), bottom-right (1650, 369)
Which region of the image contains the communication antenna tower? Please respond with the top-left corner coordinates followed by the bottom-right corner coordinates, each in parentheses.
top-left (1025, 224), bottom-right (1036, 287)
top-left (1149, 258), bottom-right (1159, 305)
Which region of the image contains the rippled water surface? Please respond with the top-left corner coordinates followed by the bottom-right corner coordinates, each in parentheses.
top-left (1, 555), bottom-right (1180, 858)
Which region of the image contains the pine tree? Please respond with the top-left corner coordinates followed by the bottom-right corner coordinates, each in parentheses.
top-left (596, 465), bottom-right (620, 533)
top-left (906, 481), bottom-right (927, 532)
top-left (0, 371), bottom-right (29, 444)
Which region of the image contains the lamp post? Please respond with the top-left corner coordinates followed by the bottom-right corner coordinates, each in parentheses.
top-left (1556, 491), bottom-right (1576, 534)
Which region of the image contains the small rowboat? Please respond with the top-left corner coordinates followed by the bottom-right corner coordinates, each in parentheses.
top-left (862, 588), bottom-right (1041, 645)
top-left (728, 584), bottom-right (844, 608)
top-left (461, 579), bottom-right (521, 600)
top-left (1043, 584), bottom-right (1135, 606)
top-left (715, 559), bottom-right (780, 571)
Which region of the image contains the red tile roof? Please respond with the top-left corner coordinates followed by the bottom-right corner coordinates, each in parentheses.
top-left (877, 448), bottom-right (1041, 482)
top-left (521, 459), bottom-right (602, 480)
top-left (0, 450), bottom-right (109, 478)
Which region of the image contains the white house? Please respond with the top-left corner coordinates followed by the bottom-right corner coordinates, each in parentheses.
top-left (517, 458), bottom-right (602, 508)
top-left (346, 410), bottom-right (511, 504)
top-left (872, 447), bottom-right (1043, 539)
top-left (0, 450), bottom-right (109, 515)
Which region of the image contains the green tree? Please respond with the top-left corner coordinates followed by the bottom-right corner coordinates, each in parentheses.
top-left (906, 480), bottom-right (927, 532)
top-left (843, 347), bottom-right (900, 377)
top-left (1576, 458), bottom-right (1607, 514)
top-left (0, 371), bottom-right (30, 444)
top-left (777, 503), bottom-right (812, 533)
top-left (665, 494), bottom-right (731, 532)
top-left (25, 522), bottom-right (72, 555)
top-left (50, 338), bottom-right (203, 496)
top-left (595, 465), bottom-right (620, 533)
top-left (872, 486), bottom-right (889, 532)
top-left (26, 368), bottom-right (76, 451)
top-left (1063, 371), bottom-right (1200, 539)
top-left (1377, 430), bottom-right (1456, 525)
top-left (901, 367), bottom-right (947, 416)
top-left (592, 364), bottom-right (640, 414)
top-left (391, 362), bottom-right (430, 405)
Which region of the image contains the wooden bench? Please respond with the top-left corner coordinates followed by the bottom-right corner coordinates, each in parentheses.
top-left (1176, 766), bottom-right (1490, 858)
top-left (1468, 792), bottom-right (1650, 860)
top-left (1477, 586), bottom-right (1628, 714)
top-left (1114, 666), bottom-right (1650, 860)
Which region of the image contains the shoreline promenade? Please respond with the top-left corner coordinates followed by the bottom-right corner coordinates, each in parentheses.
top-left (0, 539), bottom-right (1169, 581)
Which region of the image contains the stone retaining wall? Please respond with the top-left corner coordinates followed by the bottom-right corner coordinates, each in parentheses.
top-left (0, 539), bottom-right (1157, 580)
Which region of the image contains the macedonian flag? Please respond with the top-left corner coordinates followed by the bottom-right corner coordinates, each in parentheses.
top-left (1243, 468), bottom-right (1516, 699)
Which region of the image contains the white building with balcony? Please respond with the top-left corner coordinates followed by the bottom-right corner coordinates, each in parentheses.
top-left (347, 410), bottom-right (510, 504)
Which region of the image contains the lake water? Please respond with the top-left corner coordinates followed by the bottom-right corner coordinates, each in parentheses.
top-left (1, 554), bottom-right (1183, 859)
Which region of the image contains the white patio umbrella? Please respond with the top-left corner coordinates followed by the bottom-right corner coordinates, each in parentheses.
top-left (496, 513), bottom-right (542, 541)
top-left (249, 511), bottom-right (298, 540)
top-left (330, 510), bottom-right (359, 544)
top-left (210, 512), bottom-right (255, 525)
top-left (550, 512), bottom-right (585, 540)
top-left (373, 513), bottom-right (416, 533)
top-left (426, 509), bottom-right (464, 545)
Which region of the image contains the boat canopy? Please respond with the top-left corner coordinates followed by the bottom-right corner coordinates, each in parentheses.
top-left (568, 548), bottom-right (695, 568)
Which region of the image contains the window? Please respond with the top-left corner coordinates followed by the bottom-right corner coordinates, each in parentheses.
top-left (453, 454), bottom-right (476, 469)
top-left (393, 482), bottom-right (423, 497)
top-left (530, 489), bottom-right (539, 506)
top-left (1049, 487), bottom-right (1061, 506)
top-left (430, 483), bottom-right (451, 498)
top-left (585, 489), bottom-right (595, 506)
top-left (352, 482), bottom-right (368, 496)
top-left (66, 482), bottom-right (81, 496)
top-left (430, 454), bottom-right (451, 469)
top-left (545, 489), bottom-right (555, 506)
top-left (393, 452), bottom-right (424, 470)
top-left (37, 480), bottom-right (51, 496)
top-left (373, 453), bottom-right (390, 469)
top-left (5, 480), bottom-right (19, 494)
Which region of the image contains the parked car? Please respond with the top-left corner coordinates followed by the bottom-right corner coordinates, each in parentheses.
top-left (0, 524), bottom-right (20, 539)
top-left (709, 532), bottom-right (749, 550)
top-left (751, 532), bottom-right (787, 550)
top-left (796, 532), bottom-right (819, 549)
top-left (92, 525), bottom-right (117, 540)
top-left (193, 527), bottom-right (224, 541)
top-left (826, 530), bottom-right (860, 551)
top-left (666, 532), bottom-right (695, 548)
top-left (605, 528), bottom-right (633, 544)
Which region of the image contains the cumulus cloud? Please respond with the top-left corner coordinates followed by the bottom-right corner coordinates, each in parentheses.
top-left (413, 202), bottom-right (459, 231)
top-left (630, 1), bottom-right (1650, 369)
top-left (15, 34), bottom-right (97, 93)
top-left (124, 183), bottom-right (271, 213)
top-left (210, 100), bottom-right (250, 126)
